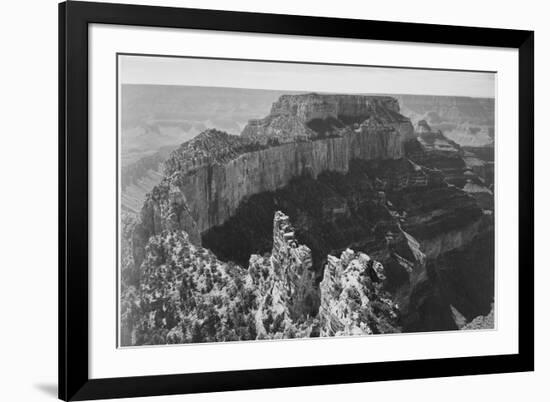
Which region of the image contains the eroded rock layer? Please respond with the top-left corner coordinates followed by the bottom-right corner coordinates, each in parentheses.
top-left (132, 95), bottom-right (414, 269)
top-left (319, 249), bottom-right (398, 336)
top-left (122, 93), bottom-right (494, 345)
top-left (121, 211), bottom-right (397, 345)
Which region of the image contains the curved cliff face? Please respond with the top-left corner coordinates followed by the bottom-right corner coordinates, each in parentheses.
top-left (133, 95), bottom-right (414, 267)
top-left (171, 128), bottom-right (403, 232)
top-left (123, 93), bottom-right (494, 343)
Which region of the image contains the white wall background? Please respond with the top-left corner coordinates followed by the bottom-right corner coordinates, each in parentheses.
top-left (0, 0), bottom-right (545, 401)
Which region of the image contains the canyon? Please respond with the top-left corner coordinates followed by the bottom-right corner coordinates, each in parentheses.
top-left (121, 93), bottom-right (494, 345)
top-left (120, 87), bottom-right (494, 214)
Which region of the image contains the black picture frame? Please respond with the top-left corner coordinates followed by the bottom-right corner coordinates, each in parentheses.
top-left (59, 1), bottom-right (534, 400)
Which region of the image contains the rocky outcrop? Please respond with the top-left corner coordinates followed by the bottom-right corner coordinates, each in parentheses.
top-left (248, 212), bottom-right (318, 338)
top-left (461, 304), bottom-right (494, 330)
top-left (270, 94), bottom-right (401, 121)
top-left (132, 95), bottom-right (415, 269)
top-left (197, 136), bottom-right (492, 333)
top-left (242, 93), bottom-right (414, 144)
top-left (123, 93), bottom-right (494, 343)
top-left (120, 91), bottom-right (496, 213)
top-left (121, 145), bottom-right (174, 213)
top-left (415, 119), bottom-right (432, 134)
top-left (319, 249), bottom-right (398, 336)
top-left (405, 120), bottom-right (492, 197)
top-left (122, 229), bottom-right (257, 345)
top-left (249, 212), bottom-right (318, 316)
top-left (122, 211), bottom-right (397, 345)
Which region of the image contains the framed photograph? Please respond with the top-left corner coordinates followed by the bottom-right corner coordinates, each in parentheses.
top-left (59, 1), bottom-right (534, 400)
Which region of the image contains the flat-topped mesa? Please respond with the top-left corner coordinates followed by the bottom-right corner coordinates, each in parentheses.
top-left (132, 95), bottom-right (417, 267)
top-left (242, 93), bottom-right (414, 145)
top-left (270, 93), bottom-right (401, 121)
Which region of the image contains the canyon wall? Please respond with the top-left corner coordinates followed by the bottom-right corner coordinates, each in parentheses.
top-left (242, 93), bottom-right (414, 144)
top-left (123, 94), bottom-right (495, 342)
top-left (172, 128), bottom-right (403, 233)
top-left (133, 95), bottom-right (414, 267)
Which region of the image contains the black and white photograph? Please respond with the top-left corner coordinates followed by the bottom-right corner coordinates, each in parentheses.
top-left (119, 55), bottom-right (496, 346)
top-left (1, 0), bottom-right (543, 401)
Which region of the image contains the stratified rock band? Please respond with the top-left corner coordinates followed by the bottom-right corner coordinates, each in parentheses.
top-left (120, 76), bottom-right (495, 346)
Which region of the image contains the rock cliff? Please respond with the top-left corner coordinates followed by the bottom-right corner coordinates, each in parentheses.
top-left (122, 211), bottom-right (396, 345)
top-left (248, 212), bottom-right (319, 338)
top-left (242, 93), bottom-right (414, 144)
top-left (132, 94), bottom-right (414, 269)
top-left (319, 249), bottom-right (398, 336)
top-left (404, 119), bottom-right (493, 212)
top-left (120, 90), bottom-right (496, 213)
top-left (198, 123), bottom-right (493, 332)
top-left (122, 93), bottom-right (494, 344)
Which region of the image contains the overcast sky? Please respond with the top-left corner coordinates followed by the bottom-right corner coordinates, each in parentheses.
top-left (119, 55), bottom-right (495, 98)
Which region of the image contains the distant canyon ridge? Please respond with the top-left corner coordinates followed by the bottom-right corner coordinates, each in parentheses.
top-left (121, 85), bottom-right (494, 214)
top-left (120, 89), bottom-right (494, 345)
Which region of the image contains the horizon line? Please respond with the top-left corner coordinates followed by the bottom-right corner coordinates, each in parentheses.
top-left (119, 83), bottom-right (495, 100)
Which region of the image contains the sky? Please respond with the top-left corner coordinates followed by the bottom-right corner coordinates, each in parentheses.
top-left (119, 54), bottom-right (495, 98)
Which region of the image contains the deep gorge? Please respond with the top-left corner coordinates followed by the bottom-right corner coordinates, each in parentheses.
top-left (121, 93), bottom-right (495, 344)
